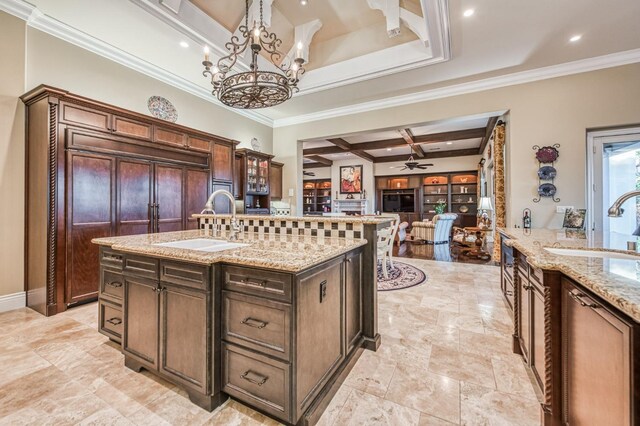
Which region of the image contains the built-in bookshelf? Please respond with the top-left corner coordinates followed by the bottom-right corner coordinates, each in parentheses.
top-left (303, 179), bottom-right (332, 214)
top-left (422, 172), bottom-right (478, 223)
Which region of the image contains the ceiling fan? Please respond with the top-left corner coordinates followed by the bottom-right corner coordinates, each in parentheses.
top-left (400, 145), bottom-right (433, 171)
top-left (303, 170), bottom-right (316, 176)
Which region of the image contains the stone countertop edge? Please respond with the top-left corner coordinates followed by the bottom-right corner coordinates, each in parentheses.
top-left (498, 227), bottom-right (640, 323)
top-left (192, 213), bottom-right (394, 224)
top-left (92, 230), bottom-right (368, 273)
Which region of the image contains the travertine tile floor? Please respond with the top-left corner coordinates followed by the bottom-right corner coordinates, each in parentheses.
top-left (0, 259), bottom-right (539, 425)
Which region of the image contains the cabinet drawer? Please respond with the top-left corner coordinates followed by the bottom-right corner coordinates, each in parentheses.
top-left (112, 115), bottom-right (152, 140)
top-left (222, 343), bottom-right (291, 422)
top-left (99, 299), bottom-right (123, 343)
top-left (101, 268), bottom-right (124, 301)
top-left (224, 266), bottom-right (292, 302)
top-left (100, 248), bottom-right (124, 269)
top-left (529, 265), bottom-right (543, 285)
top-left (160, 260), bottom-right (210, 291)
top-left (124, 255), bottom-right (159, 279)
top-left (223, 291), bottom-right (291, 361)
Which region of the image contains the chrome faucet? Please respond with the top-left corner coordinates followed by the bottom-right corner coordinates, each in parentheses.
top-left (201, 189), bottom-right (242, 240)
top-left (608, 189), bottom-right (640, 237)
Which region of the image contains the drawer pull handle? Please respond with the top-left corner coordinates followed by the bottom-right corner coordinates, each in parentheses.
top-left (241, 317), bottom-right (269, 329)
top-left (106, 317), bottom-right (122, 326)
top-left (569, 291), bottom-right (599, 309)
top-left (240, 370), bottom-right (269, 386)
top-left (105, 254), bottom-right (122, 261)
top-left (522, 284), bottom-right (533, 291)
top-left (505, 290), bottom-right (514, 296)
top-left (240, 278), bottom-right (267, 288)
top-left (107, 281), bottom-right (123, 288)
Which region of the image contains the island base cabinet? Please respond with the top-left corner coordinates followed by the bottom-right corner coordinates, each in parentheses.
top-left (123, 276), bottom-right (159, 370)
top-left (160, 284), bottom-right (210, 395)
top-left (561, 278), bottom-right (632, 425)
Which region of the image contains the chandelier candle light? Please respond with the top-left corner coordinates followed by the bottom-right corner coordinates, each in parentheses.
top-left (202, 0), bottom-right (306, 109)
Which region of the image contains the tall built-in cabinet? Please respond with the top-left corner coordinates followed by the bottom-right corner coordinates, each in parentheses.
top-left (234, 148), bottom-right (274, 215)
top-left (22, 86), bottom-right (237, 316)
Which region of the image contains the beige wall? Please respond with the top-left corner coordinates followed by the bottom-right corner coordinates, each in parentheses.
top-left (274, 64), bottom-right (640, 226)
top-left (25, 28), bottom-right (273, 152)
top-left (0, 13), bottom-right (26, 297)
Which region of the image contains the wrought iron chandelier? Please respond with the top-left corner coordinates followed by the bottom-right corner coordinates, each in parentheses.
top-left (201, 0), bottom-right (306, 109)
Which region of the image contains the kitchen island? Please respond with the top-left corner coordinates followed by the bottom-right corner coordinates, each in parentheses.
top-left (93, 215), bottom-right (391, 425)
top-left (498, 228), bottom-right (640, 426)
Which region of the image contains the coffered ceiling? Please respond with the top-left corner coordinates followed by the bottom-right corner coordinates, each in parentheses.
top-left (4, 0), bottom-right (640, 127)
top-left (302, 114), bottom-right (498, 168)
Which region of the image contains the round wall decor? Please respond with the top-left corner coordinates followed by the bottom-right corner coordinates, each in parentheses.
top-left (147, 96), bottom-right (178, 122)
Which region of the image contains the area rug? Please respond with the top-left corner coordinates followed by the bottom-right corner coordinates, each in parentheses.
top-left (377, 261), bottom-right (427, 291)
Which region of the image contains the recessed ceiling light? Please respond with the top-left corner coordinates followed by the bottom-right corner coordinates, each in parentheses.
top-left (387, 148), bottom-right (392, 151)
top-left (463, 9), bottom-right (475, 17)
top-left (569, 34), bottom-right (582, 43)
top-left (179, 41), bottom-right (189, 48)
top-left (300, 0), bottom-right (308, 5)
top-left (446, 142), bottom-right (453, 145)
top-left (389, 166), bottom-right (395, 169)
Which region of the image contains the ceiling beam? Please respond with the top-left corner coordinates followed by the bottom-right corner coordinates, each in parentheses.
top-left (478, 117), bottom-right (499, 154)
top-left (303, 146), bottom-right (344, 156)
top-left (326, 138), bottom-right (375, 162)
top-left (306, 155), bottom-right (333, 166)
top-left (303, 162), bottom-right (331, 169)
top-left (373, 148), bottom-right (480, 163)
top-left (413, 127), bottom-right (486, 144)
top-left (398, 128), bottom-right (424, 158)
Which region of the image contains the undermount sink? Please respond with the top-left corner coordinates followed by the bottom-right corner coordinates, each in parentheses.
top-left (154, 238), bottom-right (248, 252)
top-left (544, 247), bottom-right (640, 260)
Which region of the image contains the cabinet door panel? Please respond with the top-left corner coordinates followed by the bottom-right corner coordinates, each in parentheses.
top-left (296, 260), bottom-right (344, 414)
top-left (113, 116), bottom-right (151, 140)
top-left (531, 286), bottom-right (545, 391)
top-left (123, 277), bottom-right (159, 369)
top-left (117, 159), bottom-right (152, 236)
top-left (518, 272), bottom-right (531, 362)
top-left (155, 164), bottom-right (184, 232)
top-left (160, 284), bottom-right (209, 394)
top-left (67, 152), bottom-right (115, 305)
top-left (270, 164), bottom-right (283, 200)
top-left (185, 168), bottom-right (210, 229)
top-left (213, 143), bottom-right (233, 181)
top-left (562, 280), bottom-right (631, 425)
top-left (345, 252), bottom-right (362, 353)
top-left (212, 181), bottom-right (233, 214)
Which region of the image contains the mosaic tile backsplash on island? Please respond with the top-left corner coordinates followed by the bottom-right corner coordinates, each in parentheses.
top-left (198, 217), bottom-right (364, 239)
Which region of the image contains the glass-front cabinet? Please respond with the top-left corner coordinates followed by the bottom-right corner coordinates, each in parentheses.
top-left (246, 155), bottom-right (269, 195)
top-left (235, 148), bottom-right (274, 215)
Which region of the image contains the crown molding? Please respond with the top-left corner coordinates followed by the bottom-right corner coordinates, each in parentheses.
top-left (273, 48), bottom-right (640, 128)
top-left (0, 0), bottom-right (274, 127)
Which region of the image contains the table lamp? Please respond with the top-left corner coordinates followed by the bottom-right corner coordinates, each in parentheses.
top-left (477, 196), bottom-right (494, 228)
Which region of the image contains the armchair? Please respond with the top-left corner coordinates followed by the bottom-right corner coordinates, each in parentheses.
top-left (411, 213), bottom-right (458, 244)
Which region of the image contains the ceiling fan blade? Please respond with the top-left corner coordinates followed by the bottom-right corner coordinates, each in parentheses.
top-left (399, 166), bottom-right (408, 171)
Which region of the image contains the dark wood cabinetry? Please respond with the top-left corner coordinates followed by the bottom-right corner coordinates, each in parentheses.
top-left (303, 179), bottom-right (333, 214)
top-left (22, 86), bottom-right (237, 316)
top-left (270, 161), bottom-right (284, 200)
top-left (376, 171), bottom-right (479, 227)
top-left (561, 277), bottom-right (634, 425)
top-left (234, 149), bottom-right (274, 215)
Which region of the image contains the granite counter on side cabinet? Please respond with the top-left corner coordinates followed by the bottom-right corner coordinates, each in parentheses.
top-left (499, 227), bottom-right (640, 322)
top-left (498, 227), bottom-right (640, 426)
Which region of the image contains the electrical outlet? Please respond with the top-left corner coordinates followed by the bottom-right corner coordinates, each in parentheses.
top-left (319, 280), bottom-right (327, 303)
top-left (556, 206), bottom-right (574, 214)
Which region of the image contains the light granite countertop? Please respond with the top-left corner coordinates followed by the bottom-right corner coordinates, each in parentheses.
top-left (499, 227), bottom-right (640, 322)
top-left (92, 229), bottom-right (367, 273)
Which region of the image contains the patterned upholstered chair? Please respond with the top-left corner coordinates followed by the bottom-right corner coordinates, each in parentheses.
top-left (411, 213), bottom-right (458, 244)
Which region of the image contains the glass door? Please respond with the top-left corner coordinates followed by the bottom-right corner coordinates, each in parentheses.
top-left (588, 128), bottom-right (640, 237)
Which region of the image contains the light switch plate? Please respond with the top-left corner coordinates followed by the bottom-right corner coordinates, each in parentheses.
top-left (288, 188), bottom-right (294, 197)
top-left (556, 206), bottom-right (574, 214)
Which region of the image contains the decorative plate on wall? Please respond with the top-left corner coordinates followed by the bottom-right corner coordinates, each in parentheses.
top-left (538, 183), bottom-right (557, 197)
top-left (458, 205), bottom-right (469, 213)
top-left (147, 96), bottom-right (178, 122)
top-left (537, 165), bottom-right (557, 180)
top-left (535, 146), bottom-right (560, 163)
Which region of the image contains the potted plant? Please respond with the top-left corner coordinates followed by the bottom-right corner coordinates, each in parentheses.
top-left (435, 201), bottom-right (446, 215)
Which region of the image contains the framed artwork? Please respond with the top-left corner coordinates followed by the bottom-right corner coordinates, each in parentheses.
top-left (340, 165), bottom-right (363, 194)
top-left (563, 208), bottom-right (587, 229)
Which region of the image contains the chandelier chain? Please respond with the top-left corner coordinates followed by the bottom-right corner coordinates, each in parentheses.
top-left (245, 0), bottom-right (248, 28)
top-left (260, 0), bottom-right (264, 27)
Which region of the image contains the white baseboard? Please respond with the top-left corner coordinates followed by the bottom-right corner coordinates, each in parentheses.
top-left (0, 291), bottom-right (26, 313)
